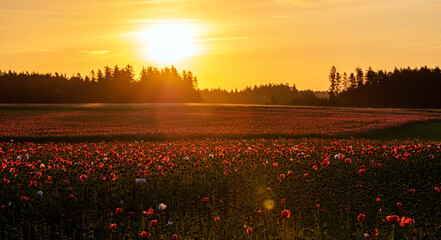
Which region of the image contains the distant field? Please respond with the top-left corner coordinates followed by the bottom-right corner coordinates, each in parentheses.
top-left (1, 103), bottom-right (440, 141)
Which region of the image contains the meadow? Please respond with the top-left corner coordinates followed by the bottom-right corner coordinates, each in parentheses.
top-left (1, 104), bottom-right (441, 239)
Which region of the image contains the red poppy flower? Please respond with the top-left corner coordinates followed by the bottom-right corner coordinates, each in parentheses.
top-left (397, 202), bottom-right (402, 207)
top-left (172, 234), bottom-right (178, 240)
top-left (80, 174), bottom-right (88, 181)
top-left (214, 217), bottom-right (220, 222)
top-left (116, 208), bottom-right (122, 214)
top-left (150, 220), bottom-right (157, 227)
top-left (386, 215), bottom-right (400, 224)
top-left (144, 208), bottom-right (154, 215)
top-left (409, 189), bottom-right (415, 194)
top-left (3, 179), bottom-right (10, 184)
top-left (202, 197), bottom-right (209, 203)
top-left (435, 187), bottom-right (439, 192)
top-left (21, 196), bottom-right (29, 202)
top-left (109, 223), bottom-right (117, 230)
top-left (140, 231), bottom-right (151, 239)
top-left (400, 217), bottom-right (414, 227)
top-left (281, 210), bottom-right (290, 219)
top-left (281, 198), bottom-right (286, 204)
top-left (246, 227), bottom-right (253, 234)
top-left (376, 198), bottom-right (381, 202)
top-left (369, 228), bottom-right (378, 238)
top-left (257, 210), bottom-right (262, 216)
top-left (35, 172), bottom-right (42, 179)
top-left (316, 204), bottom-right (320, 209)
top-left (357, 214), bottom-right (365, 221)
top-left (109, 173), bottom-right (117, 181)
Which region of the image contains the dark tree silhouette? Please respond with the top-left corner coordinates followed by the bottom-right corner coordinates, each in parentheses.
top-left (200, 83), bottom-right (327, 106)
top-left (333, 66), bottom-right (441, 108)
top-left (0, 65), bottom-right (200, 103)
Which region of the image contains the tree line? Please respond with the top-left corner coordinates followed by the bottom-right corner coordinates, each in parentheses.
top-left (200, 84), bottom-right (327, 105)
top-left (2, 64), bottom-right (440, 108)
top-left (0, 66), bottom-right (326, 105)
top-left (328, 66), bottom-right (441, 108)
top-left (0, 65), bottom-right (200, 103)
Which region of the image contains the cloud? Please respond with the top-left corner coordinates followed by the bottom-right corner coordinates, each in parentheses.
top-left (276, 0), bottom-right (317, 6)
top-left (14, 48), bottom-right (51, 53)
top-left (277, 0), bottom-right (360, 6)
top-left (270, 15), bottom-right (289, 19)
top-left (195, 37), bottom-right (262, 42)
top-left (79, 50), bottom-right (110, 55)
top-left (125, 19), bottom-right (197, 24)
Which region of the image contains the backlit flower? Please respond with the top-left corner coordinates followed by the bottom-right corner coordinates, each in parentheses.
top-left (150, 220), bottom-right (157, 227)
top-left (158, 203), bottom-right (167, 211)
top-left (281, 210), bottom-right (290, 219)
top-left (140, 231), bottom-right (151, 239)
top-left (116, 208), bottom-right (122, 214)
top-left (386, 215), bottom-right (400, 224)
top-left (400, 217), bottom-right (414, 227)
top-left (80, 174), bottom-right (88, 181)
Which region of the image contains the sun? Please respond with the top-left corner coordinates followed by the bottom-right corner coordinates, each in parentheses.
top-left (138, 23), bottom-right (198, 63)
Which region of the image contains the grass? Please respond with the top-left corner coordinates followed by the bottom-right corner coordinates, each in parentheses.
top-left (362, 119), bottom-right (441, 141)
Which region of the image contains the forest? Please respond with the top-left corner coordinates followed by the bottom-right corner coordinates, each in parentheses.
top-left (1, 65), bottom-right (440, 108)
top-left (0, 65), bottom-right (200, 103)
top-left (200, 84), bottom-right (327, 105)
top-left (329, 66), bottom-right (441, 108)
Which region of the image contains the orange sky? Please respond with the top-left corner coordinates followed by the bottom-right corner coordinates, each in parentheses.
top-left (1, 0), bottom-right (440, 91)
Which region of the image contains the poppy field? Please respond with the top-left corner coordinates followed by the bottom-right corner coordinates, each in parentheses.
top-left (1, 104), bottom-right (440, 141)
top-left (1, 104), bottom-right (441, 239)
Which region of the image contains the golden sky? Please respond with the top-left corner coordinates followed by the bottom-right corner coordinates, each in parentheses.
top-left (1, 0), bottom-right (440, 90)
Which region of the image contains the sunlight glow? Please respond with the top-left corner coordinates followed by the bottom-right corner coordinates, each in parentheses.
top-left (138, 23), bottom-right (198, 63)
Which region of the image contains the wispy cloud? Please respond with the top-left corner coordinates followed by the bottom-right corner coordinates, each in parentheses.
top-left (79, 50), bottom-right (110, 55)
top-left (271, 15), bottom-right (289, 19)
top-left (14, 48), bottom-right (51, 53)
top-left (0, 8), bottom-right (90, 17)
top-left (125, 19), bottom-right (198, 24)
top-left (75, 0), bottom-right (183, 9)
top-left (277, 0), bottom-right (361, 6)
top-left (277, 0), bottom-right (317, 6)
top-left (196, 37), bottom-right (263, 42)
